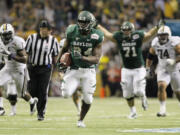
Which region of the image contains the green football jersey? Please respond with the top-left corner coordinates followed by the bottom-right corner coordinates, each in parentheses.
top-left (66, 24), bottom-right (104, 68)
top-left (113, 31), bottom-right (145, 69)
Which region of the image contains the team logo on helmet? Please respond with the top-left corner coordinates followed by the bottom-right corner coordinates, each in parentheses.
top-left (157, 26), bottom-right (171, 44)
top-left (0, 23), bottom-right (15, 44)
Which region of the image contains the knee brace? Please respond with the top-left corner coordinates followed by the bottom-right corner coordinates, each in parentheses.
top-left (134, 79), bottom-right (146, 97)
top-left (7, 94), bottom-right (17, 105)
top-left (134, 90), bottom-right (145, 97)
top-left (62, 89), bottom-right (71, 98)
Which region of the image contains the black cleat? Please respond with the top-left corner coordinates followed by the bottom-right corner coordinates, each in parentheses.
top-left (37, 115), bottom-right (44, 121)
top-left (0, 107), bottom-right (5, 116)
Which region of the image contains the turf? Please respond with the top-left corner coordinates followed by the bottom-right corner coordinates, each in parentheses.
top-left (0, 97), bottom-right (180, 135)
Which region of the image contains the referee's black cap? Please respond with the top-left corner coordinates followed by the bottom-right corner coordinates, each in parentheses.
top-left (39, 20), bottom-right (51, 29)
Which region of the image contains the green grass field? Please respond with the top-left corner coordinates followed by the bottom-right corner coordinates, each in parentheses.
top-left (0, 97), bottom-right (180, 135)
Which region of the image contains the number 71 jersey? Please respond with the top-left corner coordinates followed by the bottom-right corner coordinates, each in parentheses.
top-left (151, 36), bottom-right (180, 67)
top-left (113, 31), bottom-right (145, 69)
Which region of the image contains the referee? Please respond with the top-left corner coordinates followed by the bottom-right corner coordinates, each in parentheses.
top-left (25, 20), bottom-right (59, 121)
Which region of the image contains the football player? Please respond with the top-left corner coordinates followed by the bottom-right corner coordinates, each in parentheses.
top-left (0, 23), bottom-right (38, 116)
top-left (97, 20), bottom-right (164, 119)
top-left (146, 26), bottom-right (180, 117)
top-left (57, 11), bottom-right (104, 127)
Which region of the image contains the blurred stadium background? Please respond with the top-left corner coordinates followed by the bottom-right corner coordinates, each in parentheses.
top-left (0, 0), bottom-right (180, 97)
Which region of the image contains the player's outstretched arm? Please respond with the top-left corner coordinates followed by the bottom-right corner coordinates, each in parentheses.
top-left (97, 25), bottom-right (116, 43)
top-left (143, 20), bottom-right (165, 43)
top-left (82, 42), bottom-right (102, 64)
top-left (143, 27), bottom-right (158, 43)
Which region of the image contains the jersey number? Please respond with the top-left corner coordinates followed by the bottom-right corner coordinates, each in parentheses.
top-left (157, 49), bottom-right (169, 59)
top-left (123, 47), bottom-right (137, 57)
top-left (73, 47), bottom-right (92, 56)
top-left (84, 48), bottom-right (92, 56)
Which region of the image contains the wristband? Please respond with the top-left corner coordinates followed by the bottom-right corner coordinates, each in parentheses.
top-left (8, 53), bottom-right (16, 60)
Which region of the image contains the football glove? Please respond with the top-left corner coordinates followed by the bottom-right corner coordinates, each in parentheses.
top-left (156, 19), bottom-right (165, 29)
top-left (8, 53), bottom-right (16, 60)
top-left (166, 59), bottom-right (176, 66)
top-left (146, 67), bottom-right (154, 79)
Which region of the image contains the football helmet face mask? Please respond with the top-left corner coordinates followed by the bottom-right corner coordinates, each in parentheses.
top-left (121, 21), bottom-right (135, 37)
top-left (77, 11), bottom-right (94, 34)
top-left (0, 24), bottom-right (14, 44)
top-left (157, 26), bottom-right (171, 45)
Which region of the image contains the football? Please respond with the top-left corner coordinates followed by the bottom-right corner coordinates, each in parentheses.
top-left (60, 52), bottom-right (72, 67)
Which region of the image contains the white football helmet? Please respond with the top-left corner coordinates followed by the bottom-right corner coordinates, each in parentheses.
top-left (157, 26), bottom-right (171, 44)
top-left (0, 23), bottom-right (15, 44)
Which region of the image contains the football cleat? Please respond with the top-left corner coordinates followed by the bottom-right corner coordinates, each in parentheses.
top-left (128, 112), bottom-right (137, 119)
top-left (0, 107), bottom-right (5, 116)
top-left (157, 112), bottom-right (166, 117)
top-left (142, 96), bottom-right (148, 111)
top-left (30, 97), bottom-right (38, 115)
top-left (77, 120), bottom-right (86, 128)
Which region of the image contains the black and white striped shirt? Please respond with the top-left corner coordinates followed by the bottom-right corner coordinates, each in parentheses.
top-left (25, 33), bottom-right (59, 66)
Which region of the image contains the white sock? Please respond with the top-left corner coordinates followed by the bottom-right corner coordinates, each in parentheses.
top-left (130, 106), bottom-right (136, 113)
top-left (29, 98), bottom-right (34, 104)
top-left (77, 101), bottom-right (81, 112)
top-left (160, 101), bottom-right (166, 113)
top-left (142, 95), bottom-right (147, 100)
top-left (11, 105), bottom-right (16, 113)
top-left (0, 97), bottom-right (3, 108)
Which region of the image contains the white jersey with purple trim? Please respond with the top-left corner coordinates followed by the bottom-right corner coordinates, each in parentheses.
top-left (151, 36), bottom-right (180, 72)
top-left (0, 36), bottom-right (26, 69)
